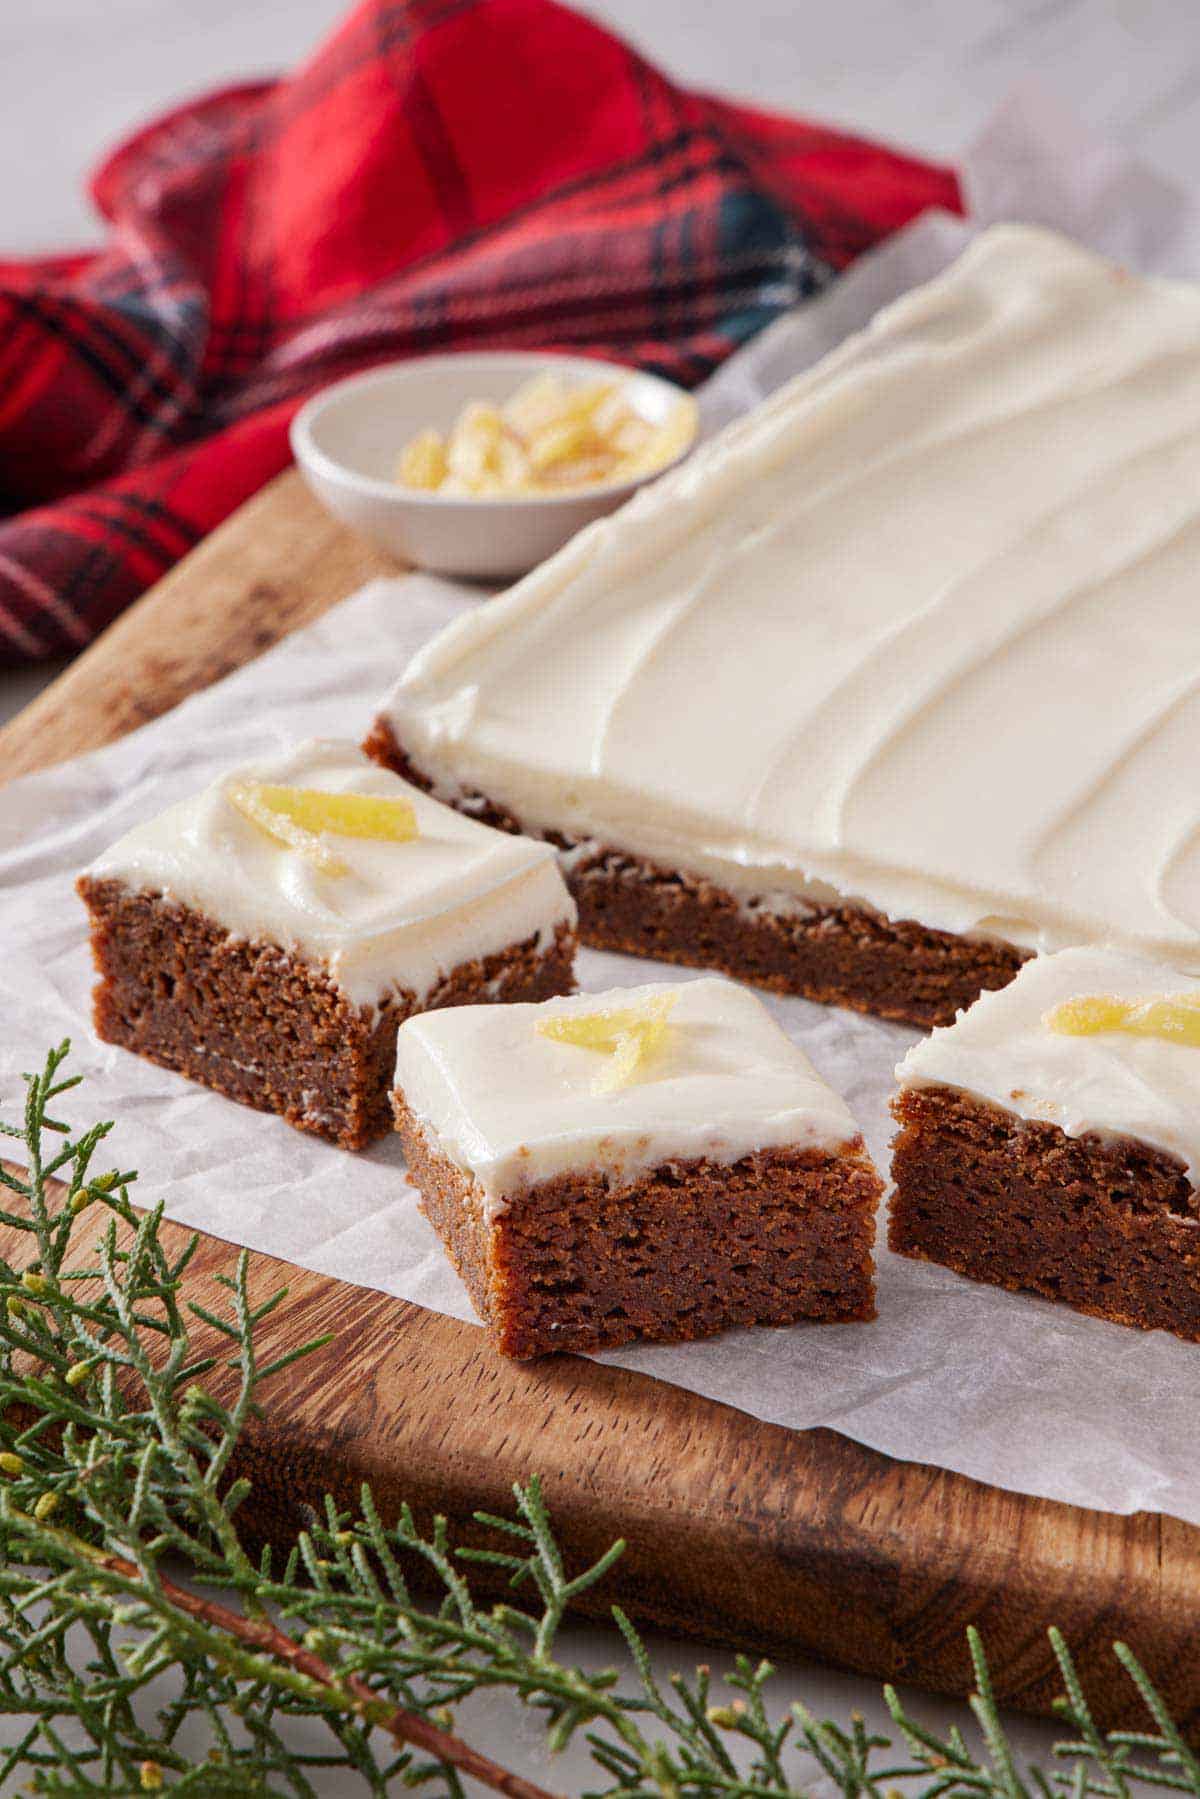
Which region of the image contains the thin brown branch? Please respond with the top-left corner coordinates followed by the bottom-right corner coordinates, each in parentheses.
top-left (98, 1549), bottom-right (565, 1799)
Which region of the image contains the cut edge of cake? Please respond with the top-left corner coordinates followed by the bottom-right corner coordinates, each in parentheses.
top-left (79, 875), bottom-right (575, 1150)
top-left (363, 717), bottom-right (1027, 1028)
top-left (77, 739), bottom-right (578, 1149)
top-left (888, 945), bottom-right (1200, 1341)
top-left (396, 1096), bottom-right (880, 1357)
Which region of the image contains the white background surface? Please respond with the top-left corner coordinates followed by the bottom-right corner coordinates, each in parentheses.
top-left (3, 0), bottom-right (1199, 1790)
top-left (4, 1), bottom-right (1200, 254)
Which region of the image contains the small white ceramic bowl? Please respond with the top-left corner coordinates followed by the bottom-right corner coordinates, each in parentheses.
top-left (289, 351), bottom-right (698, 581)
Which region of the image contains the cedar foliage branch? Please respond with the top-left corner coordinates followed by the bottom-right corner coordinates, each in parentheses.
top-left (0, 1045), bottom-right (1194, 1795)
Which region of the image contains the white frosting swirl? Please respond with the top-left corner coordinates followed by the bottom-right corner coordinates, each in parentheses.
top-left (86, 740), bottom-right (575, 1011)
top-left (380, 225), bottom-right (1200, 965)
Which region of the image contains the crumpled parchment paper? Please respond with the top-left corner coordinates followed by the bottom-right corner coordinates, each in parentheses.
top-left (3, 88), bottom-right (1199, 1524)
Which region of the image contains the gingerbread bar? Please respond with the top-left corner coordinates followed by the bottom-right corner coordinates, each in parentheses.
top-left (393, 977), bottom-right (881, 1357)
top-left (889, 946), bottom-right (1200, 1340)
top-left (78, 739), bottom-right (576, 1149)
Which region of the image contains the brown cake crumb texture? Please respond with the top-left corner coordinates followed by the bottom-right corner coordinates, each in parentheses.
top-left (889, 1084), bottom-right (1200, 1341)
top-left (395, 1094), bottom-right (881, 1358)
top-left (363, 719), bottom-right (1026, 1029)
top-left (78, 876), bottom-right (575, 1152)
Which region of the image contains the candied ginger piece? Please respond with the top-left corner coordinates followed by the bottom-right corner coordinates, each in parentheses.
top-left (592, 1026), bottom-right (656, 1095)
top-left (592, 386), bottom-right (636, 438)
top-left (228, 782), bottom-right (418, 876)
top-left (1128, 996), bottom-right (1200, 1044)
top-left (526, 414), bottom-right (598, 474)
top-left (613, 396), bottom-right (699, 480)
top-left (502, 371), bottom-right (571, 438)
top-left (1045, 990), bottom-right (1200, 1045)
top-left (560, 379), bottom-right (618, 423)
top-left (495, 432), bottom-right (532, 489)
top-left (396, 428), bottom-right (447, 490)
top-left (536, 450), bottom-right (620, 489)
top-left (252, 785), bottom-right (417, 843)
top-left (228, 783), bottom-right (348, 877)
top-left (537, 993), bottom-right (678, 1092)
top-left (1044, 996), bottom-right (1136, 1035)
top-left (608, 414), bottom-right (654, 456)
top-left (537, 993), bottom-right (677, 1049)
top-left (447, 401), bottom-right (506, 488)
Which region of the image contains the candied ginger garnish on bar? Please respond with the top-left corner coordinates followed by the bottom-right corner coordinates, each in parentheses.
top-left (251, 785), bottom-right (418, 843)
top-left (1045, 990), bottom-right (1200, 1045)
top-left (536, 993), bottom-right (678, 1093)
top-left (228, 783), bottom-right (348, 877)
top-left (227, 782), bottom-right (419, 875)
top-left (536, 993), bottom-right (678, 1049)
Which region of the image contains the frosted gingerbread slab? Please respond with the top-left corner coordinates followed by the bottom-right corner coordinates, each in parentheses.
top-left (77, 740), bottom-right (576, 1149)
top-left (369, 225), bottom-right (1200, 1026)
top-left (392, 977), bottom-right (881, 1357)
top-left (890, 946), bottom-right (1200, 1340)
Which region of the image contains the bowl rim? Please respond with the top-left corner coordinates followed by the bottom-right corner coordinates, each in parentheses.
top-left (288, 350), bottom-right (699, 510)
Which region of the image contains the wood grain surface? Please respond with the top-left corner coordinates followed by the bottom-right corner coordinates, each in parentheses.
top-left (2, 468), bottom-right (1197, 1731)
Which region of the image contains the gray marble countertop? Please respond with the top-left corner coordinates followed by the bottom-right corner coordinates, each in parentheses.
top-left (2, 0), bottom-right (1195, 1786)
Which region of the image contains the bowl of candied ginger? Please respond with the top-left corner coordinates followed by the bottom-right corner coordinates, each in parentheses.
top-left (290, 351), bottom-right (699, 580)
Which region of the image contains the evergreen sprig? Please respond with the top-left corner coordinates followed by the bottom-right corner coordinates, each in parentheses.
top-left (0, 1042), bottom-right (1192, 1795)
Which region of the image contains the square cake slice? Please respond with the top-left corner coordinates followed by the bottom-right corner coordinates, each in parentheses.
top-left (392, 976), bottom-right (881, 1357)
top-left (889, 946), bottom-right (1200, 1340)
top-left (77, 740), bottom-right (576, 1150)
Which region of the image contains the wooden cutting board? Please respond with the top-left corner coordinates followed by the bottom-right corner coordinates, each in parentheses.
top-left (2, 469), bottom-right (1198, 1732)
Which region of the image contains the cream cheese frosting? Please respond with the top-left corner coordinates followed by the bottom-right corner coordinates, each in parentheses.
top-left (895, 946), bottom-right (1200, 1183)
top-left (393, 976), bottom-right (863, 1203)
top-left (86, 739), bottom-right (575, 1012)
top-left (379, 224), bottom-right (1200, 965)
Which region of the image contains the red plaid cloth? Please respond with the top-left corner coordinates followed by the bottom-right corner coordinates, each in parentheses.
top-left (0, 0), bottom-right (958, 662)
